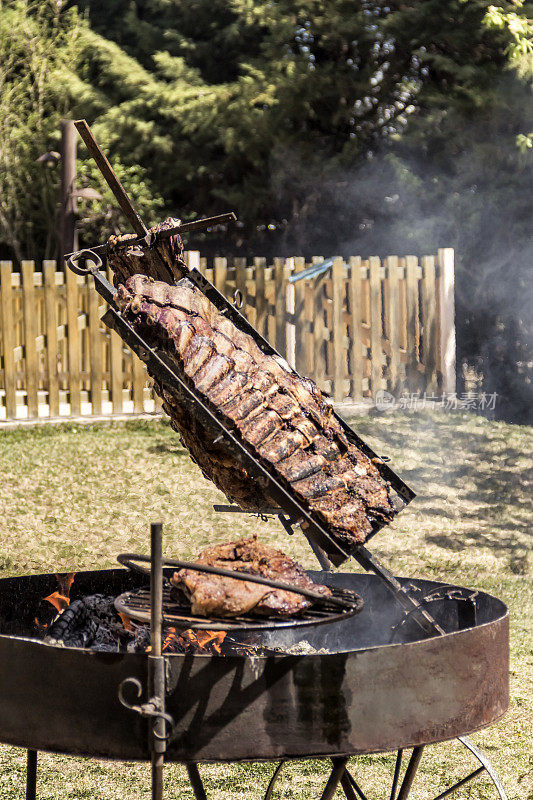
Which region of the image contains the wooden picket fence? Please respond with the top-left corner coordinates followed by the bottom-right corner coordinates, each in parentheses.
top-left (0, 250), bottom-right (455, 420)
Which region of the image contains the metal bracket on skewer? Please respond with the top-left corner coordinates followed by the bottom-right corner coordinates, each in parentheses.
top-left (66, 213), bottom-right (237, 270)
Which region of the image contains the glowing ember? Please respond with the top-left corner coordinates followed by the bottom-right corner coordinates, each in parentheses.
top-left (118, 612), bottom-right (133, 631)
top-left (148, 627), bottom-right (227, 654)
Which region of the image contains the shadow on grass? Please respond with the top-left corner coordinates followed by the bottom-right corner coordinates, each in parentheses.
top-left (146, 442), bottom-right (188, 455)
top-left (348, 412), bottom-right (531, 566)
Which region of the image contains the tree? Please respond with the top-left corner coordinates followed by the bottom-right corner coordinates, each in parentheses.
top-left (0, 0), bottom-right (165, 260)
top-left (0, 0), bottom-right (78, 259)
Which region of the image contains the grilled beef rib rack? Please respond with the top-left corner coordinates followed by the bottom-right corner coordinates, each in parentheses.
top-left (67, 119), bottom-right (443, 642)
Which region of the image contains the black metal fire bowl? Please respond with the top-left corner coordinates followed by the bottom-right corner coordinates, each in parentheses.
top-left (0, 569), bottom-right (508, 763)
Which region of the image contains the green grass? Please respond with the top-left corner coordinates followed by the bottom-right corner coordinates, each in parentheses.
top-left (0, 411), bottom-right (531, 799)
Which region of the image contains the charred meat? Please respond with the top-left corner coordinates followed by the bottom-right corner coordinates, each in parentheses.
top-left (170, 536), bottom-right (331, 618)
top-left (114, 271), bottom-right (396, 547)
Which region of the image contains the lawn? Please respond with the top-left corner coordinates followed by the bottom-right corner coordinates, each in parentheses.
top-left (0, 410), bottom-right (530, 799)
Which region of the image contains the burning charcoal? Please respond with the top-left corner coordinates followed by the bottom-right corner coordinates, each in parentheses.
top-left (170, 535), bottom-right (332, 619)
top-left (42, 594), bottom-right (138, 651)
top-left (111, 266), bottom-right (396, 546)
top-left (127, 625), bottom-right (151, 653)
top-left (44, 600), bottom-right (98, 648)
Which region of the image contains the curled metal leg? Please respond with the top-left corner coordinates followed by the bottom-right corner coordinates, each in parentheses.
top-left (435, 737), bottom-right (507, 800)
top-left (389, 737), bottom-right (508, 800)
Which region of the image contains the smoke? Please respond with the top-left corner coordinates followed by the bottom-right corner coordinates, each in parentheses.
top-left (261, 83), bottom-right (533, 424)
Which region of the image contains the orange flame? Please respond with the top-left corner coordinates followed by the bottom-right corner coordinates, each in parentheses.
top-left (118, 612), bottom-right (133, 631)
top-left (161, 627), bottom-right (226, 654)
top-left (41, 572), bottom-right (76, 617)
top-left (43, 591), bottom-right (70, 615)
top-left (55, 572), bottom-right (76, 597)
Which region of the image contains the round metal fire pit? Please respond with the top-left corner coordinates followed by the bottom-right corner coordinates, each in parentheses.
top-left (0, 568), bottom-right (508, 763)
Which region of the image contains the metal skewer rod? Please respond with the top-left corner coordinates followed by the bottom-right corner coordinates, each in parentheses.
top-left (65, 213), bottom-right (238, 262)
top-left (74, 120), bottom-right (149, 237)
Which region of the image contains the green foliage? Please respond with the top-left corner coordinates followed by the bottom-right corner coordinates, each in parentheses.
top-left (0, 0), bottom-right (531, 418)
top-left (0, 0), bottom-right (165, 258)
top-left (0, 0), bottom-right (79, 258)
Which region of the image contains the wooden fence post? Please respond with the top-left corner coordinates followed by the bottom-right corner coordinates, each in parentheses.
top-left (284, 258), bottom-right (295, 368)
top-left (184, 250), bottom-right (200, 272)
top-left (332, 257), bottom-right (345, 402)
top-left (292, 256), bottom-right (306, 374)
top-left (214, 257), bottom-right (228, 299)
top-left (421, 255), bottom-right (438, 393)
top-left (348, 257), bottom-right (362, 400)
top-left (274, 257), bottom-right (286, 357)
top-left (312, 257), bottom-right (326, 391)
top-left (21, 261), bottom-right (39, 418)
top-left (66, 265), bottom-right (81, 415)
top-left (106, 265), bottom-right (123, 413)
top-left (437, 248), bottom-right (456, 395)
top-left (253, 257), bottom-right (267, 339)
top-left (0, 262), bottom-right (17, 419)
top-left (369, 256), bottom-right (383, 398)
top-left (384, 256), bottom-right (400, 394)
top-left (234, 257), bottom-right (248, 319)
top-left (405, 255), bottom-right (419, 382)
top-left (303, 264), bottom-right (315, 379)
top-left (43, 261), bottom-right (60, 417)
top-left (88, 274), bottom-right (103, 415)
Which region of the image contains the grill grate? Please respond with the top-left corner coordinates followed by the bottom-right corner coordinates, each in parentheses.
top-left (114, 553), bottom-right (363, 632)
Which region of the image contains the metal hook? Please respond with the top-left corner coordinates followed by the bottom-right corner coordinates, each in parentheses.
top-left (233, 288), bottom-right (244, 309)
top-left (117, 676), bottom-right (175, 731)
top-left (66, 248), bottom-right (103, 276)
top-left (118, 676), bottom-right (143, 711)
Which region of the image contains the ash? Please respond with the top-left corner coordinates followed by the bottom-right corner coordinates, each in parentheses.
top-left (269, 640), bottom-right (331, 656)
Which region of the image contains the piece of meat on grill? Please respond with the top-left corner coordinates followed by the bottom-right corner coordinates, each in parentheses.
top-left (170, 536), bottom-right (331, 618)
top-left (110, 253), bottom-right (397, 548)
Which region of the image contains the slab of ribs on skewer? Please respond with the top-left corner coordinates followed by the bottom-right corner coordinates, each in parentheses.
top-left (108, 218), bottom-right (396, 550)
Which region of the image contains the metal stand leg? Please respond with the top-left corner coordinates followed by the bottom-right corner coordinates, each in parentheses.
top-left (150, 523), bottom-right (166, 800)
top-left (320, 758), bottom-right (349, 800)
top-left (26, 749), bottom-right (37, 800)
top-left (341, 768), bottom-right (369, 800)
top-left (396, 746), bottom-right (424, 800)
top-left (390, 749), bottom-right (403, 800)
top-left (152, 753), bottom-right (164, 800)
top-left (186, 763), bottom-right (208, 800)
